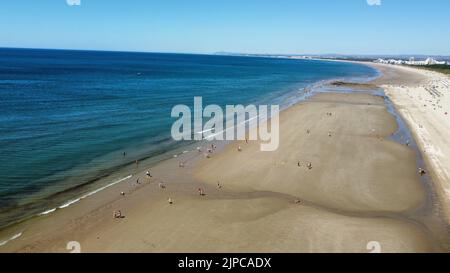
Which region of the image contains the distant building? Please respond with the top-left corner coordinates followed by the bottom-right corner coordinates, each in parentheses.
top-left (375, 57), bottom-right (447, 66)
top-left (374, 58), bottom-right (405, 65)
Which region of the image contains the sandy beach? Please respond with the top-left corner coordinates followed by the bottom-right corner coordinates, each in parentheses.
top-left (369, 63), bottom-right (450, 227)
top-left (1, 63), bottom-right (450, 253)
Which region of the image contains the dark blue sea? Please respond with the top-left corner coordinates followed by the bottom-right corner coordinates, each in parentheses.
top-left (0, 48), bottom-right (378, 228)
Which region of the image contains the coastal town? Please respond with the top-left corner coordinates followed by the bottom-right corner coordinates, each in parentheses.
top-left (374, 57), bottom-right (450, 66)
top-left (218, 52), bottom-right (450, 68)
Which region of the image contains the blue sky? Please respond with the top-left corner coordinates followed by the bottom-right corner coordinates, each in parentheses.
top-left (0, 0), bottom-right (449, 55)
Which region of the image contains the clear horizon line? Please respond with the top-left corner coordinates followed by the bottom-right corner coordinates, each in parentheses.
top-left (1, 46), bottom-right (449, 58)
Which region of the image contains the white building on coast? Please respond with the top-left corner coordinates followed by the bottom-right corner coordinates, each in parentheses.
top-left (375, 57), bottom-right (447, 66)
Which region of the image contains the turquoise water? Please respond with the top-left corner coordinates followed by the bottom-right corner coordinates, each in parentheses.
top-left (0, 48), bottom-right (378, 228)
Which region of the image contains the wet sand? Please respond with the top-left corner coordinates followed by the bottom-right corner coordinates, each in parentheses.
top-left (368, 63), bottom-right (450, 229)
top-left (1, 65), bottom-right (449, 253)
top-left (195, 93), bottom-right (425, 213)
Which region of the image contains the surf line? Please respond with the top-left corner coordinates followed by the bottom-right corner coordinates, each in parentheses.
top-left (38, 174), bottom-right (133, 216)
top-left (196, 115), bottom-right (260, 140)
top-left (0, 232), bottom-right (23, 247)
top-left (172, 97), bottom-right (279, 151)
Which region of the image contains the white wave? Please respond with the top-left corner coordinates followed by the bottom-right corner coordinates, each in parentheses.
top-left (39, 208), bottom-right (57, 215)
top-left (204, 115), bottom-right (259, 140)
top-left (0, 232), bottom-right (23, 247)
top-left (195, 128), bottom-right (214, 134)
top-left (59, 198), bottom-right (81, 209)
top-left (59, 174), bottom-right (133, 209)
top-left (38, 175), bottom-right (133, 214)
top-left (80, 174), bottom-right (132, 198)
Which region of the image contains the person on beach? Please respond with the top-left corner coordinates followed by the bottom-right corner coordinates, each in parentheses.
top-left (198, 188), bottom-right (205, 196)
top-left (419, 168), bottom-right (427, 176)
top-left (238, 146), bottom-right (242, 152)
top-left (123, 152), bottom-right (126, 157)
top-left (159, 182), bottom-right (165, 189)
top-left (168, 197), bottom-right (173, 204)
top-left (113, 210), bottom-right (122, 218)
top-left (146, 170), bottom-right (152, 178)
top-left (136, 178), bottom-right (140, 184)
top-left (217, 181), bottom-right (222, 189)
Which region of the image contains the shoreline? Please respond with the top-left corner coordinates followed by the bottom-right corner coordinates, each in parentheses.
top-left (0, 63), bottom-right (376, 232)
top-left (1, 62), bottom-right (450, 252)
top-left (366, 62), bottom-right (450, 229)
top-left (313, 60), bottom-right (450, 234)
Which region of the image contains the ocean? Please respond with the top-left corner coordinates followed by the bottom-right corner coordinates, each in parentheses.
top-left (0, 48), bottom-right (378, 229)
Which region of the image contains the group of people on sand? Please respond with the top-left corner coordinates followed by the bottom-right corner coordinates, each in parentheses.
top-left (208, 144), bottom-right (217, 153)
top-left (135, 170), bottom-right (154, 185)
top-left (114, 157), bottom-right (215, 218)
top-left (200, 140), bottom-right (246, 156)
top-left (196, 143), bottom-right (218, 159)
top-left (114, 144), bottom-right (229, 218)
top-left (114, 168), bottom-right (167, 219)
top-left (297, 161), bottom-right (313, 170)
